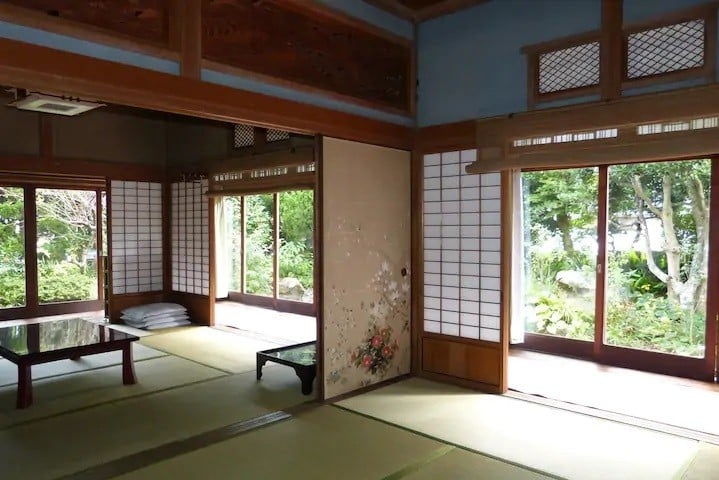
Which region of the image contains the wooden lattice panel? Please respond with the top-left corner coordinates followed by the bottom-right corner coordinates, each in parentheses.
top-left (266, 128), bottom-right (290, 143)
top-left (233, 124), bottom-right (254, 148)
top-left (627, 20), bottom-right (705, 79)
top-left (202, 0), bottom-right (410, 111)
top-left (538, 42), bottom-right (600, 94)
top-left (2, 0), bottom-right (168, 45)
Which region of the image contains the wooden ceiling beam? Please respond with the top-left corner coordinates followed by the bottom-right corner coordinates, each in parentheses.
top-left (364, 0), bottom-right (489, 22)
top-left (0, 37), bottom-right (413, 150)
top-left (415, 0), bottom-right (489, 21)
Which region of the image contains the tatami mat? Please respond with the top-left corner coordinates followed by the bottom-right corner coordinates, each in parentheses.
top-left (0, 343), bottom-right (165, 388)
top-left (681, 442), bottom-right (719, 480)
top-left (113, 406), bottom-right (446, 480)
top-left (0, 365), bottom-right (307, 480)
top-left (0, 355), bottom-right (225, 428)
top-left (140, 327), bottom-right (282, 374)
top-left (336, 378), bottom-right (699, 480)
top-left (402, 447), bottom-right (554, 480)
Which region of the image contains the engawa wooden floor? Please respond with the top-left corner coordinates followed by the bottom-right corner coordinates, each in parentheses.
top-left (509, 348), bottom-right (719, 439)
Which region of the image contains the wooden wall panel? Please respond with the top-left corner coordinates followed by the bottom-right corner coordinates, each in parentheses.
top-left (166, 292), bottom-right (212, 326)
top-left (422, 336), bottom-right (501, 388)
top-left (1, 0), bottom-right (169, 46)
top-left (201, 0), bottom-right (411, 112)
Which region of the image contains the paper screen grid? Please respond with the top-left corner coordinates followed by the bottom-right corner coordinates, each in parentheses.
top-left (171, 180), bottom-right (210, 296)
top-left (423, 150), bottom-right (501, 343)
top-left (110, 181), bottom-right (163, 294)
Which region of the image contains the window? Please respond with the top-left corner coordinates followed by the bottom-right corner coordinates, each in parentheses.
top-left (222, 189), bottom-right (315, 313)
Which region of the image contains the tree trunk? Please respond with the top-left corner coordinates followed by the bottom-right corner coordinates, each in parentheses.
top-left (557, 212), bottom-right (574, 252)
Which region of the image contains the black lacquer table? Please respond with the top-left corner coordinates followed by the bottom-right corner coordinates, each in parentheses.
top-left (0, 318), bottom-right (138, 408)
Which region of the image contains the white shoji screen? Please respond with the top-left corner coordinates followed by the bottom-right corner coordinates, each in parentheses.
top-left (423, 150), bottom-right (502, 343)
top-left (171, 180), bottom-right (210, 296)
top-left (110, 181), bottom-right (163, 294)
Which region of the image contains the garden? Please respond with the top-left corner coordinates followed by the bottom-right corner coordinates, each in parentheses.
top-left (0, 186), bottom-right (99, 308)
top-left (523, 159), bottom-right (709, 358)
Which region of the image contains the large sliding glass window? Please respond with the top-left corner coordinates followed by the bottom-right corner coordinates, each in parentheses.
top-left (222, 188), bottom-right (314, 312)
top-left (244, 194), bottom-right (275, 297)
top-left (279, 190), bottom-right (314, 303)
top-left (522, 168), bottom-right (598, 342)
top-left (605, 160), bottom-right (709, 358)
top-left (0, 182), bottom-right (104, 320)
top-left (0, 186), bottom-right (26, 309)
top-left (518, 158), bottom-right (715, 378)
top-left (36, 188), bottom-right (99, 304)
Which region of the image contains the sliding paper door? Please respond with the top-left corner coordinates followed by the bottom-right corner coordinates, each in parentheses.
top-left (323, 137), bottom-right (411, 399)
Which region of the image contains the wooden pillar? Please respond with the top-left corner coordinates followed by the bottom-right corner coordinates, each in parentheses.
top-left (600, 0), bottom-right (623, 100)
top-left (170, 0), bottom-right (202, 79)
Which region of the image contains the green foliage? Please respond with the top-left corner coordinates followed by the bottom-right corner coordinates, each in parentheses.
top-left (523, 160), bottom-right (710, 357)
top-left (279, 241), bottom-right (313, 288)
top-left (605, 293), bottom-right (704, 357)
top-left (0, 187), bottom-right (99, 308)
top-left (531, 290), bottom-right (594, 340)
top-left (38, 262), bottom-right (96, 303)
top-left (245, 194), bottom-right (274, 296)
top-left (0, 271), bottom-right (25, 308)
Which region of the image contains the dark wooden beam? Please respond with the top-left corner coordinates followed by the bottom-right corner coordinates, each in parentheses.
top-left (600, 0), bottom-right (623, 100)
top-left (415, 0), bottom-right (489, 21)
top-left (180, 0), bottom-right (202, 79)
top-left (364, 0), bottom-right (489, 22)
top-left (0, 37), bottom-right (413, 150)
top-left (363, 0), bottom-right (416, 21)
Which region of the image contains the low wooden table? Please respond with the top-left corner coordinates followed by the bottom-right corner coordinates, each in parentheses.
top-left (256, 341), bottom-right (316, 395)
top-left (0, 318), bottom-right (139, 409)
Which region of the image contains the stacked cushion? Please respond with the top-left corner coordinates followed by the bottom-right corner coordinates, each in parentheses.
top-left (121, 303), bottom-right (191, 330)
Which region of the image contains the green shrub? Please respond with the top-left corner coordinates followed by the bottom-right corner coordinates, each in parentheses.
top-left (37, 262), bottom-right (96, 303)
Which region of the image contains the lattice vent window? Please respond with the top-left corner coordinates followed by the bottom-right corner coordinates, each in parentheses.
top-left (234, 124), bottom-right (254, 148)
top-left (538, 42), bottom-right (600, 94)
top-left (267, 128), bottom-right (291, 143)
top-left (513, 128), bottom-right (617, 148)
top-left (637, 116), bottom-right (718, 135)
top-left (627, 20), bottom-right (705, 79)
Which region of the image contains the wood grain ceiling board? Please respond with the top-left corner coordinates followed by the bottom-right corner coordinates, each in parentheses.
top-left (201, 0), bottom-right (411, 112)
top-left (0, 0), bottom-right (168, 45)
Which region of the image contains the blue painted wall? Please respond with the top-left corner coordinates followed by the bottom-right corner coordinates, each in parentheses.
top-left (417, 0), bottom-right (601, 127)
top-left (417, 0), bottom-right (719, 127)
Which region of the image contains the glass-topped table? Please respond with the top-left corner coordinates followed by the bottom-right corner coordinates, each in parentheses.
top-left (256, 341), bottom-right (316, 395)
top-left (0, 318), bottom-right (139, 408)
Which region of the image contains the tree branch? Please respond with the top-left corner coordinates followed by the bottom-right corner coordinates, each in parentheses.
top-left (631, 174), bottom-right (663, 218)
top-left (636, 209), bottom-right (669, 284)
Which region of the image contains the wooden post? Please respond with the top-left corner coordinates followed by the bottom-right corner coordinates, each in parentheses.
top-left (600, 0), bottom-right (623, 100)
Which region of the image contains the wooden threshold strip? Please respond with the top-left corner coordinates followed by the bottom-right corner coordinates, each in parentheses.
top-left (506, 390), bottom-right (719, 445)
top-left (58, 409), bottom-right (297, 480)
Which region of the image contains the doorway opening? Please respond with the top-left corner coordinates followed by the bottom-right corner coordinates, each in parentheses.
top-left (214, 188), bottom-right (317, 346)
top-left (508, 157), bottom-right (719, 436)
